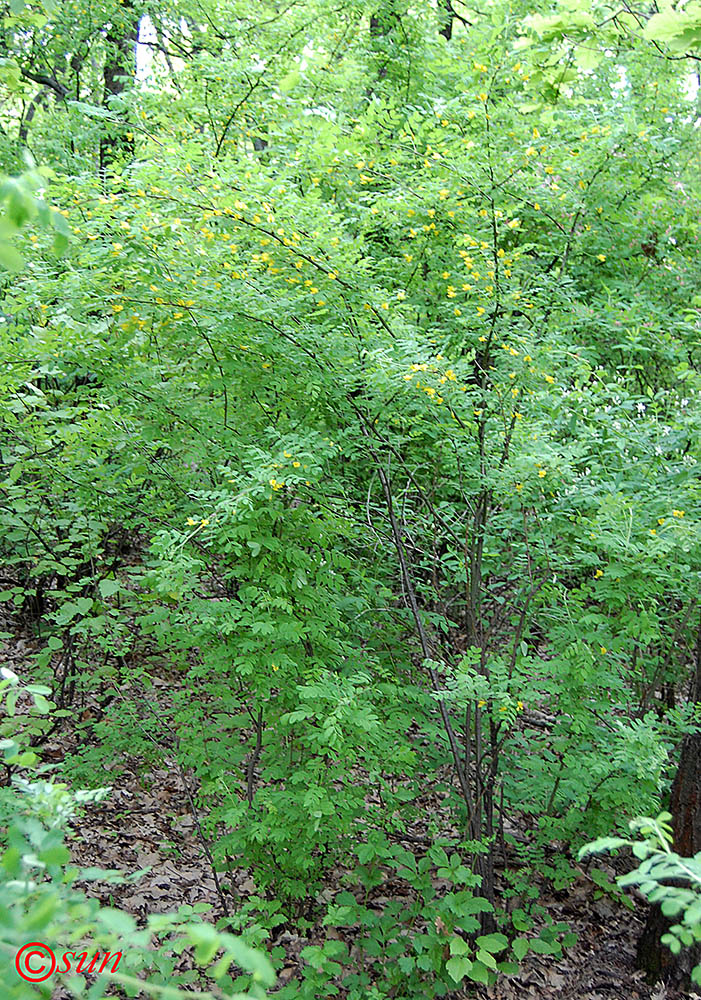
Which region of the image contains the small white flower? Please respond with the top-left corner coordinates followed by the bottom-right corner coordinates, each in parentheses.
top-left (637, 402), bottom-right (646, 414)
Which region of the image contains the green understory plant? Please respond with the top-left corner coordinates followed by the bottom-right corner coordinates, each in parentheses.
top-left (0, 668), bottom-right (275, 999)
top-left (581, 813), bottom-right (701, 985)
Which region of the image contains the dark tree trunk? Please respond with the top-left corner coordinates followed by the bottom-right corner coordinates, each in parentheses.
top-left (637, 617), bottom-right (701, 987)
top-left (19, 88), bottom-right (48, 145)
top-left (99, 2), bottom-right (138, 175)
top-left (368, 0), bottom-right (400, 84)
top-left (438, 0), bottom-right (454, 40)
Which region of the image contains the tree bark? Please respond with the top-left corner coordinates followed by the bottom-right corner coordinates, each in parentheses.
top-left (637, 616), bottom-right (701, 986)
top-left (438, 0), bottom-right (454, 40)
top-left (99, 1), bottom-right (138, 175)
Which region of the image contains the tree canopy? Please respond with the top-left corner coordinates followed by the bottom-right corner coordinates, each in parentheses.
top-left (1, 1), bottom-right (701, 997)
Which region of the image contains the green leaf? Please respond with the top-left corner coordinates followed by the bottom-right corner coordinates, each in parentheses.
top-left (2, 847), bottom-right (21, 875)
top-left (279, 68), bottom-right (301, 93)
top-left (476, 948), bottom-right (497, 970)
top-left (39, 844), bottom-right (70, 866)
top-left (32, 694), bottom-right (52, 714)
top-left (0, 242), bottom-right (25, 272)
top-left (446, 955), bottom-right (472, 982)
top-left (449, 935), bottom-right (470, 955)
top-left (498, 960), bottom-right (521, 974)
top-left (467, 958), bottom-right (490, 984)
top-left (99, 578), bottom-right (121, 598)
top-left (98, 908), bottom-right (137, 935)
top-left (643, 10), bottom-right (701, 52)
top-left (512, 937), bottom-right (529, 961)
top-left (574, 46), bottom-right (602, 70)
top-left (476, 932), bottom-right (509, 953)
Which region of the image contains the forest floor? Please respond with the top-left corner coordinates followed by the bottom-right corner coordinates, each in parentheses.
top-left (4, 627), bottom-right (696, 1000)
top-left (58, 745), bottom-right (693, 1000)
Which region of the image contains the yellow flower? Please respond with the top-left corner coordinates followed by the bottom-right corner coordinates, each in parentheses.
top-left (517, 701), bottom-right (524, 711)
top-left (657, 517), bottom-right (665, 526)
top-left (538, 469), bottom-right (547, 478)
top-left (600, 646), bottom-right (607, 655)
top-left (594, 569), bottom-right (603, 579)
top-left (673, 509), bottom-right (685, 518)
top-left (187, 517), bottom-right (196, 526)
top-left (293, 461), bottom-right (300, 468)
top-left (478, 699), bottom-right (487, 707)
top-left (544, 374), bottom-right (555, 384)
top-left (596, 254), bottom-right (606, 262)
top-left (499, 706), bottom-right (508, 712)
top-left (397, 290), bottom-right (406, 300)
top-left (476, 306), bottom-right (485, 316)
top-left (200, 518), bottom-right (209, 526)
top-left (272, 663), bottom-right (279, 672)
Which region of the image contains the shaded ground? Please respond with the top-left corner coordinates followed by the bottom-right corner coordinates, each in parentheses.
top-left (2, 623), bottom-right (696, 1000)
top-left (59, 748), bottom-right (694, 1000)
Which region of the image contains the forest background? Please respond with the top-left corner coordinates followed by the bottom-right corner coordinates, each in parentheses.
top-left (1, 0), bottom-right (701, 997)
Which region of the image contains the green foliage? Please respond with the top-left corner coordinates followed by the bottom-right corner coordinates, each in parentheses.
top-left (581, 813), bottom-right (701, 984)
top-left (0, 670), bottom-right (275, 998)
top-left (0, 0), bottom-right (700, 994)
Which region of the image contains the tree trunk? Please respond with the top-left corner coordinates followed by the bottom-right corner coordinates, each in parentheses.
top-left (99, 1), bottom-right (138, 176)
top-left (438, 0), bottom-right (454, 40)
top-left (637, 618), bottom-right (701, 986)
